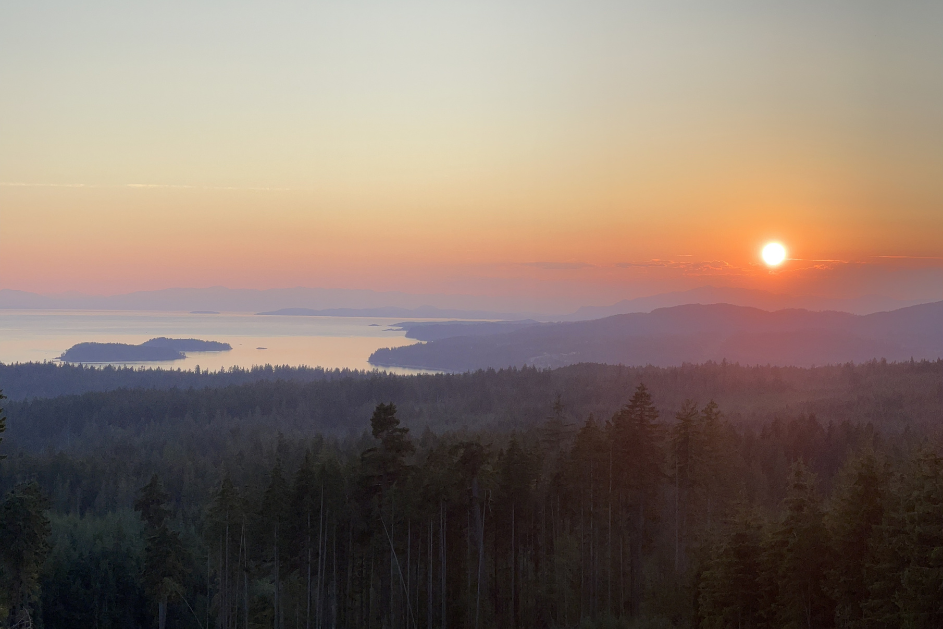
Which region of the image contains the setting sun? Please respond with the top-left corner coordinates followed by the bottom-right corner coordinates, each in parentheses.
top-left (762, 242), bottom-right (787, 266)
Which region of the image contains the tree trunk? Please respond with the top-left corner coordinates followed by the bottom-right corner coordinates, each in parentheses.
top-left (308, 507), bottom-right (312, 629)
top-left (159, 597), bottom-right (168, 629)
top-left (511, 502), bottom-right (516, 629)
top-left (630, 499), bottom-right (643, 618)
top-left (440, 500), bottom-right (447, 629)
top-left (428, 519), bottom-right (433, 629)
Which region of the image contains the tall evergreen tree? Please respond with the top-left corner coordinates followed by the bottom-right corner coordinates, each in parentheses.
top-left (824, 448), bottom-right (888, 628)
top-left (611, 384), bottom-right (663, 618)
top-left (698, 505), bottom-right (766, 629)
top-left (262, 460), bottom-right (290, 629)
top-left (207, 474), bottom-right (242, 629)
top-left (0, 390), bottom-right (6, 461)
top-left (766, 461), bottom-right (833, 629)
top-left (892, 450), bottom-right (943, 628)
top-left (670, 400), bottom-right (700, 573)
top-left (135, 475), bottom-right (188, 629)
top-left (0, 482), bottom-right (51, 629)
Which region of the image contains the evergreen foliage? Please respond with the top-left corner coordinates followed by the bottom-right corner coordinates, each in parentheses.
top-left (4, 366), bottom-right (943, 627)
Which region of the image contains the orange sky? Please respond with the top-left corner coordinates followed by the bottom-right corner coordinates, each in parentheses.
top-left (2, 1), bottom-right (942, 307)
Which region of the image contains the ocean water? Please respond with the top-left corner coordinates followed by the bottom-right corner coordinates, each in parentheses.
top-left (0, 310), bottom-right (432, 374)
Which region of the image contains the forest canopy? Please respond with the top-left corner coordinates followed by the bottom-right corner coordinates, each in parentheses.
top-left (2, 360), bottom-right (943, 627)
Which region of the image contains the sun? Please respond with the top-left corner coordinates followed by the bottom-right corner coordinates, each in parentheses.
top-left (762, 242), bottom-right (787, 266)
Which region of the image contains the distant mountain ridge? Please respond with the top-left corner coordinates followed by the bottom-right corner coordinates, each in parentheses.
top-left (369, 300), bottom-right (943, 371)
top-left (2, 285), bottom-right (931, 318)
top-left (257, 306), bottom-right (528, 320)
top-left (559, 286), bottom-right (925, 320)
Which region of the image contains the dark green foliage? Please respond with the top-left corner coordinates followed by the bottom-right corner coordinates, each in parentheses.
top-left (135, 475), bottom-right (188, 629)
top-left (0, 389), bottom-right (6, 461)
top-left (5, 364), bottom-right (943, 627)
top-left (698, 506), bottom-right (766, 629)
top-left (766, 461), bottom-right (833, 628)
top-left (825, 448), bottom-right (888, 628)
top-left (0, 481), bottom-right (51, 627)
top-left (40, 512), bottom-right (147, 629)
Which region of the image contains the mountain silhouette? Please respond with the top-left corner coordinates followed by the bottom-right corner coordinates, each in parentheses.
top-left (370, 301), bottom-right (943, 371)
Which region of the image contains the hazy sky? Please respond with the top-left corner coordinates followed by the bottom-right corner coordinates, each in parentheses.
top-left (2, 0), bottom-right (942, 306)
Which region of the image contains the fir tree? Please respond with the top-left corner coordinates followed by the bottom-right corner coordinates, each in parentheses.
top-left (0, 390), bottom-right (6, 461)
top-left (0, 482), bottom-right (51, 629)
top-left (766, 461), bottom-right (833, 629)
top-left (824, 447), bottom-right (888, 628)
top-left (135, 475), bottom-right (188, 629)
top-left (611, 384), bottom-right (663, 618)
top-left (698, 505), bottom-right (766, 629)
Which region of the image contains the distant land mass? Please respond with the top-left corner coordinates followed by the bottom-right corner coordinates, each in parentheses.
top-left (60, 337), bottom-right (231, 363)
top-left (257, 306), bottom-right (528, 320)
top-left (0, 285), bottom-right (931, 318)
top-left (393, 319), bottom-right (540, 341)
top-left (557, 286), bottom-right (926, 320)
top-left (369, 300), bottom-right (943, 371)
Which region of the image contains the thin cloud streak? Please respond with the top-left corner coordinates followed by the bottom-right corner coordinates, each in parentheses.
top-left (1, 182), bottom-right (294, 192)
top-left (873, 255), bottom-right (943, 260)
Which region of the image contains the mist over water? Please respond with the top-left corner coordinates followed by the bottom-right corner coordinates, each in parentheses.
top-left (0, 310), bottom-right (430, 374)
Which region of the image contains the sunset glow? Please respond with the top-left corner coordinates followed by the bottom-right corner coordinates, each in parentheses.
top-left (1, 1), bottom-right (942, 308)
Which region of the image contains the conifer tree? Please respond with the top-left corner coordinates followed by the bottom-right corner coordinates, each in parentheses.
top-left (135, 474), bottom-right (188, 629)
top-left (892, 450), bottom-right (943, 628)
top-left (611, 384), bottom-right (663, 618)
top-left (262, 460), bottom-right (290, 629)
top-left (824, 448), bottom-right (888, 628)
top-left (698, 505), bottom-right (766, 629)
top-left (670, 400), bottom-right (699, 573)
top-left (766, 461), bottom-right (833, 629)
top-left (0, 390), bottom-right (6, 461)
top-left (289, 451), bottom-right (318, 629)
top-left (0, 482), bottom-right (51, 629)
top-left (207, 474), bottom-right (242, 629)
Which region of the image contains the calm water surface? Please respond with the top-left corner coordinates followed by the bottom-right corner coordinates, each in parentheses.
top-left (0, 310), bottom-right (432, 374)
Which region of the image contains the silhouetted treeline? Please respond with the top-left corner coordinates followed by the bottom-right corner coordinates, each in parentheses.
top-left (4, 360), bottom-right (943, 456)
top-left (0, 362), bottom-right (376, 401)
top-left (3, 364), bottom-right (943, 627)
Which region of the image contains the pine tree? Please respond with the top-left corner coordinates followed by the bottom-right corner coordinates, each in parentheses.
top-left (766, 461), bottom-right (833, 629)
top-left (135, 475), bottom-right (188, 629)
top-left (289, 451), bottom-right (318, 629)
top-left (0, 482), bottom-right (51, 628)
top-left (0, 390), bottom-right (6, 461)
top-left (893, 450), bottom-right (943, 628)
top-left (698, 505), bottom-right (766, 629)
top-left (670, 400), bottom-right (699, 573)
top-left (207, 474), bottom-right (242, 629)
top-left (262, 460), bottom-right (290, 629)
top-left (610, 384), bottom-right (663, 618)
top-left (824, 448), bottom-right (888, 628)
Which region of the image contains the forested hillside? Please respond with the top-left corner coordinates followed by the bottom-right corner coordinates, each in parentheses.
top-left (370, 301), bottom-right (943, 371)
top-left (0, 362), bottom-right (371, 401)
top-left (2, 362), bottom-right (943, 627)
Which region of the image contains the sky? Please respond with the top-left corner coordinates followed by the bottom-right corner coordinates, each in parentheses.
top-left (2, 0), bottom-right (942, 308)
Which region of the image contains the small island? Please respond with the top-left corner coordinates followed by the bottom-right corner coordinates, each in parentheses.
top-left (59, 337), bottom-right (232, 363)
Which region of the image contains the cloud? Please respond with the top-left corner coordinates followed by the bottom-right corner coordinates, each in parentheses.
top-left (615, 259), bottom-right (737, 274)
top-left (1, 182), bottom-right (292, 191)
top-left (523, 262), bottom-right (595, 270)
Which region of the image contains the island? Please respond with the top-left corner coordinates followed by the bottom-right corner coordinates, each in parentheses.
top-left (59, 337), bottom-right (232, 363)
